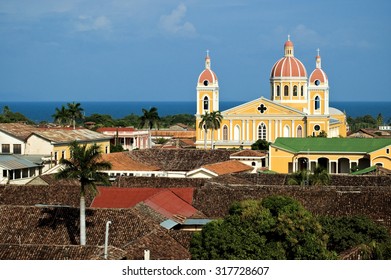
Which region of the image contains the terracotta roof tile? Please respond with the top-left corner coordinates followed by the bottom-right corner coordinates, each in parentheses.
top-left (230, 150), bottom-right (266, 158)
top-left (100, 152), bottom-right (160, 171)
top-left (201, 160), bottom-right (253, 176)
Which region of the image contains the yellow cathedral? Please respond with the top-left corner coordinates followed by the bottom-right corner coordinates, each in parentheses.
top-left (195, 37), bottom-right (347, 149)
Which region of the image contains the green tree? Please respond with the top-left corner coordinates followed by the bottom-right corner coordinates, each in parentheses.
top-left (55, 141), bottom-right (112, 245)
top-left (198, 111), bottom-right (211, 150)
top-left (52, 105), bottom-right (70, 126)
top-left (251, 139), bottom-right (270, 150)
top-left (0, 106), bottom-right (33, 123)
top-left (310, 166), bottom-right (330, 186)
top-left (67, 102), bottom-right (84, 129)
top-left (376, 113), bottom-right (383, 127)
top-left (287, 170), bottom-right (310, 186)
top-left (138, 107), bottom-right (160, 148)
top-left (319, 215), bottom-right (391, 259)
top-left (209, 111), bottom-right (223, 149)
top-left (191, 196), bottom-right (336, 260)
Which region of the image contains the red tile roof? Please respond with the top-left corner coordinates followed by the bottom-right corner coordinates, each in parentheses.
top-left (91, 187), bottom-right (194, 211)
top-left (145, 190), bottom-right (197, 219)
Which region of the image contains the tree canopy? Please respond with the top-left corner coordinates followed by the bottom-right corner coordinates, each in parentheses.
top-left (190, 196), bottom-right (336, 260)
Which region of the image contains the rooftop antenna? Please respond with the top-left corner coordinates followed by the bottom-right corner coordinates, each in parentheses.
top-left (104, 221), bottom-right (112, 259)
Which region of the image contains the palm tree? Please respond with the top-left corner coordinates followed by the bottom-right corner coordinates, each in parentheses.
top-left (52, 105), bottom-right (70, 126)
top-left (138, 107), bottom-right (160, 148)
top-left (55, 141), bottom-right (112, 245)
top-left (310, 166), bottom-right (330, 186)
top-left (209, 111), bottom-right (223, 149)
top-left (198, 111), bottom-right (211, 149)
top-left (67, 102), bottom-right (84, 129)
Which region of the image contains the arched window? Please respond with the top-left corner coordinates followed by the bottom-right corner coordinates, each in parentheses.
top-left (258, 123), bottom-right (267, 140)
top-left (203, 96), bottom-right (209, 111)
top-left (314, 96), bottom-right (320, 110)
top-left (293, 85), bottom-right (297, 96)
top-left (284, 85), bottom-right (289, 96)
top-left (276, 85), bottom-right (280, 97)
top-left (297, 125), bottom-right (303, 138)
top-left (283, 125), bottom-right (290, 137)
top-left (234, 125), bottom-right (240, 141)
top-left (223, 125), bottom-right (228, 141)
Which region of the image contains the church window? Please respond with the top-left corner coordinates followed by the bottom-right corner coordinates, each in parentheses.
top-left (315, 96), bottom-right (320, 110)
top-left (223, 125), bottom-right (228, 141)
top-left (315, 80), bottom-right (320, 86)
top-left (203, 80), bottom-right (209, 86)
top-left (234, 125), bottom-right (240, 141)
top-left (297, 125), bottom-right (303, 137)
top-left (301, 86), bottom-right (304, 96)
top-left (386, 148), bottom-right (389, 154)
top-left (283, 125), bottom-right (290, 137)
top-left (258, 123), bottom-right (267, 140)
top-left (203, 96), bottom-right (209, 111)
top-left (276, 85), bottom-right (280, 96)
top-left (284, 85), bottom-right (289, 96)
top-left (293, 86), bottom-right (297, 96)
top-left (314, 125), bottom-right (321, 131)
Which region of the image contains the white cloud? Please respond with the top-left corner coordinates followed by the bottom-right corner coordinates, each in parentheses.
top-left (74, 15), bottom-right (111, 32)
top-left (158, 3), bottom-right (196, 37)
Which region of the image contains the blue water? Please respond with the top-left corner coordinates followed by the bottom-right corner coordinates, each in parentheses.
top-left (0, 101), bottom-right (389, 123)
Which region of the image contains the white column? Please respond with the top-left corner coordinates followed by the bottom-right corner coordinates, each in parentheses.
top-left (246, 120), bottom-right (249, 141)
top-left (229, 120), bottom-right (233, 140)
top-left (268, 120), bottom-right (272, 142)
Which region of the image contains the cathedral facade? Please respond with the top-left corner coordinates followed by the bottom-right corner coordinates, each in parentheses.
top-left (195, 37), bottom-right (347, 149)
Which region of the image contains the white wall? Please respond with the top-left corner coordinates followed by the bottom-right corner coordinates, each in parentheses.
top-left (0, 131), bottom-right (25, 154)
top-left (24, 135), bottom-right (52, 155)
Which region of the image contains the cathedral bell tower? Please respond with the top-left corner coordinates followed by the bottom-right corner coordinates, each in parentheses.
top-left (308, 49), bottom-right (329, 115)
top-left (196, 51), bottom-right (219, 116)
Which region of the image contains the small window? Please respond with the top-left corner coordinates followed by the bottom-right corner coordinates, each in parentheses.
top-left (54, 152), bottom-right (58, 161)
top-left (203, 80), bottom-right (209, 86)
top-left (315, 80), bottom-right (320, 86)
top-left (2, 170), bottom-right (7, 177)
top-left (293, 85), bottom-right (297, 96)
top-left (276, 85), bottom-right (280, 96)
top-left (13, 144), bottom-right (21, 154)
top-left (61, 150), bottom-right (65, 159)
top-left (284, 85), bottom-right (289, 96)
top-left (315, 96), bottom-right (320, 110)
top-left (387, 148), bottom-right (390, 154)
top-left (251, 162), bottom-right (256, 167)
top-left (2, 144), bottom-right (10, 153)
top-left (223, 126), bottom-right (228, 141)
top-left (314, 125), bottom-right (321, 131)
top-left (203, 96), bottom-right (209, 110)
top-left (301, 86), bottom-right (304, 96)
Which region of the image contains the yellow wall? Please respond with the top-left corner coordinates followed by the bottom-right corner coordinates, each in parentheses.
top-left (52, 140), bottom-right (110, 162)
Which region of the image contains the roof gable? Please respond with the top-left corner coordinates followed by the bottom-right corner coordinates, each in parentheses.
top-left (222, 96), bottom-right (305, 116)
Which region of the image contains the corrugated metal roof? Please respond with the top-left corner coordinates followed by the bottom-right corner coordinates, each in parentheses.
top-left (0, 155), bottom-right (41, 169)
top-left (32, 128), bottom-right (112, 143)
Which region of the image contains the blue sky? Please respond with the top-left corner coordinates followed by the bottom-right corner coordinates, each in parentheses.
top-left (0, 0), bottom-right (390, 102)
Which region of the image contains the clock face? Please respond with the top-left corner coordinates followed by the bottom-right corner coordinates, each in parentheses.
top-left (203, 80), bottom-right (209, 86)
top-left (315, 80), bottom-right (320, 86)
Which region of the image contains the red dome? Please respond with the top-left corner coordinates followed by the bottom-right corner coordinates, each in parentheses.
top-left (309, 68), bottom-right (328, 84)
top-left (270, 57), bottom-right (307, 78)
top-left (284, 40), bottom-right (294, 47)
top-left (198, 69), bottom-right (218, 85)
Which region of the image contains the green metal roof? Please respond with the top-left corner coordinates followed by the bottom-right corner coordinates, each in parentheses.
top-left (272, 138), bottom-right (391, 154)
top-left (351, 165), bottom-right (377, 175)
